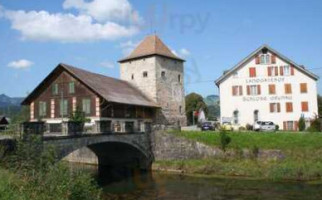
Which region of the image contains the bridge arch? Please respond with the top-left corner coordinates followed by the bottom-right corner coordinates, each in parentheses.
top-left (44, 134), bottom-right (154, 172)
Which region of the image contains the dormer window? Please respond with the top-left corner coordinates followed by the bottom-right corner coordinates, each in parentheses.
top-left (161, 71), bottom-right (166, 78)
top-left (260, 54), bottom-right (271, 64)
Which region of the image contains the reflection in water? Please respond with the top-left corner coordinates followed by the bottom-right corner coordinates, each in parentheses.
top-left (68, 163), bottom-right (322, 200)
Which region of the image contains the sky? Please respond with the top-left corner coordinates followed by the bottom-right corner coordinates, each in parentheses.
top-left (0, 0), bottom-right (321, 98)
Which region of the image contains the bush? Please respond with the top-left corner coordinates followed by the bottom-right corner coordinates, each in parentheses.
top-left (307, 116), bottom-right (321, 132)
top-left (239, 126), bottom-right (246, 131)
top-left (275, 125), bottom-right (279, 131)
top-left (246, 124), bottom-right (253, 131)
top-left (219, 129), bottom-right (231, 152)
top-left (299, 116), bottom-right (306, 131)
top-left (0, 135), bottom-right (102, 200)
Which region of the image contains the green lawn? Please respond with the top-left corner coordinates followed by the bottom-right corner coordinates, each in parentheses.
top-left (170, 131), bottom-right (322, 151)
top-left (160, 131), bottom-right (322, 180)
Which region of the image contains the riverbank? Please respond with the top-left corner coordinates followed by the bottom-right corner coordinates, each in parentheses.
top-left (155, 131), bottom-right (322, 181)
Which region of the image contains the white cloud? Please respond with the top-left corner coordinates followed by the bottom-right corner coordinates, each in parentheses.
top-left (8, 59), bottom-right (34, 69)
top-left (171, 48), bottom-right (191, 58)
top-left (119, 40), bottom-right (139, 56)
top-left (99, 61), bottom-right (114, 68)
top-left (4, 10), bottom-right (139, 42)
top-left (63, 0), bottom-right (142, 24)
top-left (179, 48), bottom-right (191, 57)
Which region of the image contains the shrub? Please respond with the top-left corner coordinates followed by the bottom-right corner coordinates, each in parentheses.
top-left (307, 116), bottom-right (321, 132)
top-left (251, 145), bottom-right (259, 159)
top-left (239, 126), bottom-right (246, 131)
top-left (219, 129), bottom-right (231, 152)
top-left (298, 116), bottom-right (306, 131)
top-left (246, 124), bottom-right (253, 131)
top-left (275, 125), bottom-right (279, 131)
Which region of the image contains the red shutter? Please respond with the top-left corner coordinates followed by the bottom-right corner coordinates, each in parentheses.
top-left (275, 67), bottom-right (279, 76)
top-left (277, 103), bottom-right (281, 112)
top-left (255, 56), bottom-right (260, 64)
top-left (283, 122), bottom-right (287, 130)
top-left (239, 86), bottom-right (243, 95)
top-left (232, 86), bottom-right (235, 96)
top-left (291, 65), bottom-right (295, 75)
top-left (268, 67), bottom-right (272, 76)
top-left (257, 85), bottom-right (261, 95)
top-left (294, 121), bottom-right (298, 131)
top-left (280, 66), bottom-right (284, 76)
top-left (249, 68), bottom-right (256, 77)
top-left (247, 86), bottom-right (250, 95)
top-left (271, 54), bottom-right (276, 64)
top-left (270, 103), bottom-right (274, 113)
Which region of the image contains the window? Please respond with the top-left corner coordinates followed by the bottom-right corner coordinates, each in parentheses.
top-left (233, 71), bottom-right (238, 78)
top-left (268, 66), bottom-right (278, 76)
top-left (254, 110), bottom-right (259, 122)
top-left (284, 121), bottom-right (296, 131)
top-left (143, 71), bottom-right (148, 77)
top-left (52, 83), bottom-right (58, 95)
top-left (69, 82), bottom-right (75, 94)
top-left (131, 74), bottom-right (134, 80)
top-left (233, 110), bottom-right (239, 124)
top-left (260, 54), bottom-right (270, 64)
top-left (161, 71), bottom-right (166, 78)
top-left (268, 84), bottom-right (276, 95)
top-left (249, 67), bottom-right (256, 77)
top-left (286, 102), bottom-right (293, 113)
top-left (178, 75), bottom-right (181, 83)
top-left (300, 83), bottom-right (307, 93)
top-left (284, 84), bottom-right (292, 94)
top-left (301, 102), bottom-right (309, 112)
top-left (60, 99), bottom-right (68, 116)
top-left (82, 99), bottom-right (91, 115)
top-left (232, 86), bottom-right (243, 96)
top-left (179, 106), bottom-right (182, 114)
top-left (39, 101), bottom-right (47, 117)
top-left (283, 65), bottom-right (291, 76)
top-left (269, 103), bottom-right (281, 113)
top-left (247, 85), bottom-right (261, 95)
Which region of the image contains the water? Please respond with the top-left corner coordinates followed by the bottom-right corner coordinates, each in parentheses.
top-left (69, 163), bottom-right (322, 200)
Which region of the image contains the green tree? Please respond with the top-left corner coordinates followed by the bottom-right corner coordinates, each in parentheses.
top-left (185, 93), bottom-right (208, 125)
top-left (298, 116), bottom-right (306, 131)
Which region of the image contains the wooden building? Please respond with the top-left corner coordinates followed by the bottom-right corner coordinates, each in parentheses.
top-left (21, 63), bottom-right (158, 134)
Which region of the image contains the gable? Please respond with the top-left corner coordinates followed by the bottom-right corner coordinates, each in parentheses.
top-left (215, 45), bottom-right (319, 86)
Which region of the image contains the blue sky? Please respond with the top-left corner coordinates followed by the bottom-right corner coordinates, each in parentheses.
top-left (0, 0), bottom-right (321, 98)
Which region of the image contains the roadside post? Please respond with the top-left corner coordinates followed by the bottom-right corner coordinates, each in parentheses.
top-left (320, 115), bottom-right (322, 132)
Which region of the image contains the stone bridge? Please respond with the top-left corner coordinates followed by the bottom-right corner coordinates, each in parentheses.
top-left (43, 133), bottom-right (154, 172)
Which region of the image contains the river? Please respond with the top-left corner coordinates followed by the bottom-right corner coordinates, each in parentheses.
top-left (69, 163), bottom-right (322, 200)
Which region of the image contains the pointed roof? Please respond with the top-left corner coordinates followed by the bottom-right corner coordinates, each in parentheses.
top-left (215, 44), bottom-right (319, 86)
top-left (22, 63), bottom-right (158, 108)
top-left (118, 35), bottom-right (184, 62)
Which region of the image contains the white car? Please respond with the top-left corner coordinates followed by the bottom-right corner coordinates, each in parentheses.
top-left (254, 121), bottom-right (276, 132)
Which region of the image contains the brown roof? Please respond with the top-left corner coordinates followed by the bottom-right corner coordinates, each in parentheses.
top-left (119, 35), bottom-right (184, 62)
top-left (22, 63), bottom-right (158, 107)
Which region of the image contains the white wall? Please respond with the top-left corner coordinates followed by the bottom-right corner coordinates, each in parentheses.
top-left (219, 52), bottom-right (318, 130)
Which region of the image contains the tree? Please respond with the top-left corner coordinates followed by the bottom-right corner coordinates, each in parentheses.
top-left (298, 116), bottom-right (306, 131)
top-left (318, 95), bottom-right (322, 116)
top-left (185, 93), bottom-right (208, 125)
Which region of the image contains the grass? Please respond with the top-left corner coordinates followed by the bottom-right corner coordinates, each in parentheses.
top-left (170, 131), bottom-right (322, 151)
top-left (159, 130), bottom-right (322, 181)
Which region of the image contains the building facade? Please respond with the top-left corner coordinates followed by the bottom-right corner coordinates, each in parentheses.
top-left (216, 45), bottom-right (319, 131)
top-left (22, 63), bottom-right (157, 134)
top-left (119, 35), bottom-right (187, 126)
top-left (21, 35), bottom-right (187, 134)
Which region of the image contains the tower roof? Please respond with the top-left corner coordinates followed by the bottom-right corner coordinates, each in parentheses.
top-left (118, 35), bottom-right (185, 63)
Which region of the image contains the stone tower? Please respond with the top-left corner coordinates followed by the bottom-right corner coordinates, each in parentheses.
top-left (118, 35), bottom-right (187, 126)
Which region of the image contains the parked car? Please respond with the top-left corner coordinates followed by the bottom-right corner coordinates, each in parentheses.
top-left (221, 122), bottom-right (233, 131)
top-left (201, 122), bottom-right (214, 131)
top-left (253, 121), bottom-right (276, 132)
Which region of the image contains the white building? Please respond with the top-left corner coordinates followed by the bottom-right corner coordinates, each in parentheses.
top-left (215, 45), bottom-right (319, 131)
